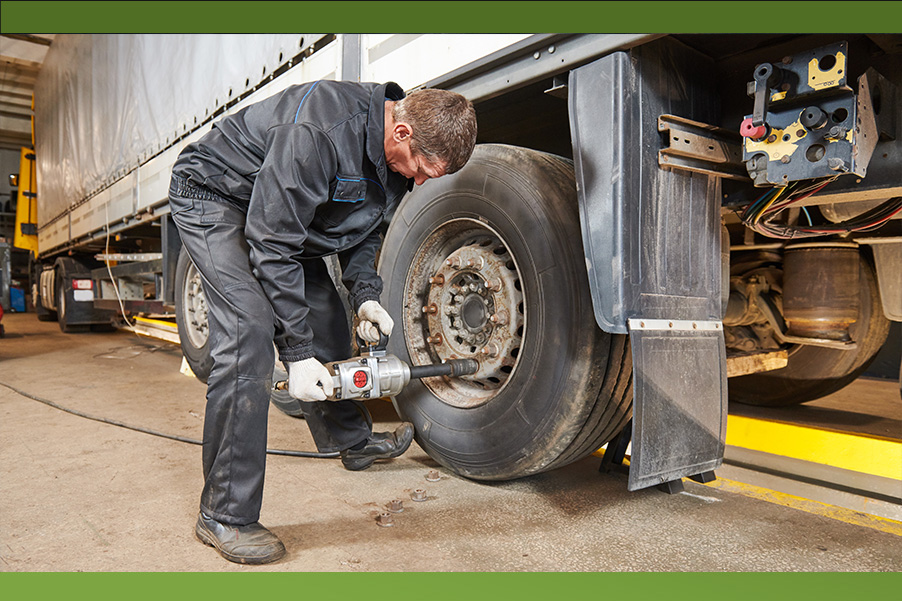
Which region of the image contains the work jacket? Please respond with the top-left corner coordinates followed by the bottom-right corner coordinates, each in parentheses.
top-left (172, 81), bottom-right (411, 362)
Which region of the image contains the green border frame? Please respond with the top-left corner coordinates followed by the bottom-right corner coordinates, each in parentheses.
top-left (2, 572), bottom-right (901, 599)
top-left (2, 1), bottom-right (902, 33)
top-left (2, 0), bottom-right (902, 596)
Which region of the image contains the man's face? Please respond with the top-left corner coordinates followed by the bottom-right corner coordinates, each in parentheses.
top-left (384, 118), bottom-right (447, 185)
top-left (386, 144), bottom-right (447, 186)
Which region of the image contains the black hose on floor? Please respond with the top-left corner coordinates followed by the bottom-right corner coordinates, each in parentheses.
top-left (0, 380), bottom-right (340, 459)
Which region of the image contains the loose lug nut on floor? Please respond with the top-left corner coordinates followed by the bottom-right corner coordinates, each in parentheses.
top-left (386, 499), bottom-right (404, 513)
top-left (411, 489), bottom-right (428, 502)
top-left (426, 470), bottom-right (441, 482)
top-left (376, 512), bottom-right (394, 527)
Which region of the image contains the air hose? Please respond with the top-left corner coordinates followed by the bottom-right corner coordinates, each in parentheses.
top-left (0, 380), bottom-right (339, 459)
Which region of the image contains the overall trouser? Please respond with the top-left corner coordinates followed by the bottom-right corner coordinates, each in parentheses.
top-left (169, 175), bottom-right (372, 525)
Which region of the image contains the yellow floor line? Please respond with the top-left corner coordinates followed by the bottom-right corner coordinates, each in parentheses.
top-left (697, 476), bottom-right (902, 536)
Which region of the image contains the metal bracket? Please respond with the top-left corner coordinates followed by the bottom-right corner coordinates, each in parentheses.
top-left (658, 114), bottom-right (748, 181)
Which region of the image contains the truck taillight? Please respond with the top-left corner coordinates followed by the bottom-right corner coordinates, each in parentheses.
top-left (72, 279), bottom-right (93, 290)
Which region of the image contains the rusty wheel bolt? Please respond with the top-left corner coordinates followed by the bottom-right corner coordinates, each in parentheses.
top-left (422, 304), bottom-right (438, 314)
top-left (376, 512), bottom-right (394, 527)
top-left (487, 279), bottom-right (502, 292)
top-left (480, 343), bottom-right (500, 358)
top-left (426, 334), bottom-right (443, 346)
top-left (411, 489), bottom-right (428, 502)
top-left (429, 274), bottom-right (445, 285)
top-left (426, 470), bottom-right (441, 482)
top-left (466, 257), bottom-right (485, 270)
top-left (386, 499), bottom-right (404, 513)
top-left (489, 311), bottom-right (509, 325)
top-left (446, 257), bottom-right (461, 269)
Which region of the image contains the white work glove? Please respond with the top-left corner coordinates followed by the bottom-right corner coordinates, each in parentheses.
top-left (356, 300), bottom-right (394, 343)
top-left (287, 357), bottom-right (334, 401)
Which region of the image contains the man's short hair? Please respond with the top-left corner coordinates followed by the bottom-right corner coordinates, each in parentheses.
top-left (392, 88), bottom-right (477, 174)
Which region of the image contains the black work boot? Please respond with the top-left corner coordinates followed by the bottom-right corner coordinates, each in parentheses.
top-left (340, 423), bottom-right (415, 471)
top-left (195, 512), bottom-right (286, 565)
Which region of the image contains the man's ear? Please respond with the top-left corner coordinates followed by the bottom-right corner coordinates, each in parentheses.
top-left (393, 122), bottom-right (413, 143)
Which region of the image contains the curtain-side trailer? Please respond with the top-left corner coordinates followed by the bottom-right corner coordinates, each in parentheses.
top-left (29, 34), bottom-right (901, 490)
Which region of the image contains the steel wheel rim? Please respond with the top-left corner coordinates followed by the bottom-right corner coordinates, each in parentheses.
top-left (403, 218), bottom-right (525, 409)
top-left (182, 261), bottom-right (209, 349)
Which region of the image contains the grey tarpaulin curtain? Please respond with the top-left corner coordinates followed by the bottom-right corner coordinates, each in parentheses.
top-left (34, 34), bottom-right (312, 227)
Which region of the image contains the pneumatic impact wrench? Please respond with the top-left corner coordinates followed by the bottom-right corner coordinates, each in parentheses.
top-left (274, 334), bottom-right (479, 401)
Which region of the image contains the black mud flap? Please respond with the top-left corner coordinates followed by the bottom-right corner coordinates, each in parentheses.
top-left (569, 38), bottom-right (728, 490)
top-left (627, 319), bottom-right (727, 491)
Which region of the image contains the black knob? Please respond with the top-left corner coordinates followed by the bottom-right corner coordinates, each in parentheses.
top-left (800, 107), bottom-right (827, 130)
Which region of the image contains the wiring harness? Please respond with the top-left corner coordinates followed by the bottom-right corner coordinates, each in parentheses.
top-left (740, 177), bottom-right (902, 240)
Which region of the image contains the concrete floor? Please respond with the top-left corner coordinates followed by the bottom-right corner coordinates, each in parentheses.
top-left (1, 312), bottom-right (900, 572)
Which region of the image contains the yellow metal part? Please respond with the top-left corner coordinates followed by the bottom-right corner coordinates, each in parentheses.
top-left (770, 90), bottom-right (787, 102)
top-left (13, 147), bottom-right (38, 254)
top-left (808, 51), bottom-right (847, 91)
top-left (726, 414), bottom-right (902, 481)
top-left (744, 115), bottom-right (808, 161)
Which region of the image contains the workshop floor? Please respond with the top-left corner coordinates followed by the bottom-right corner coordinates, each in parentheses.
top-left (1, 312), bottom-right (899, 572)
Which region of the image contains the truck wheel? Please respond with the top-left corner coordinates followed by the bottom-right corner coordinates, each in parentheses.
top-left (55, 258), bottom-right (89, 333)
top-left (175, 246), bottom-right (213, 383)
top-left (174, 246), bottom-right (302, 417)
top-left (379, 144), bottom-right (632, 481)
top-left (729, 254), bottom-right (890, 407)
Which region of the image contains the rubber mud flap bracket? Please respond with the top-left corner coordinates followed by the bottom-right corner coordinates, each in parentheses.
top-left (627, 319), bottom-right (727, 492)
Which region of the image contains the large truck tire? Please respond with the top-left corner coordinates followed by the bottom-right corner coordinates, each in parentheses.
top-left (30, 255), bottom-right (57, 321)
top-left (174, 245), bottom-right (306, 419)
top-left (54, 257), bottom-right (96, 333)
top-left (729, 254), bottom-right (890, 407)
top-left (379, 144), bottom-right (633, 481)
top-left (175, 246), bottom-right (213, 383)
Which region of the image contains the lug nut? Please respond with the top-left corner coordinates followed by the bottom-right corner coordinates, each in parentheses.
top-left (426, 334), bottom-right (443, 346)
top-left (422, 304), bottom-right (438, 314)
top-left (429, 274), bottom-right (445, 285)
top-left (446, 257), bottom-right (461, 269)
top-left (446, 306), bottom-right (460, 316)
top-left (411, 489), bottom-right (428, 502)
top-left (487, 279), bottom-right (502, 292)
top-left (480, 343), bottom-right (500, 358)
top-left (376, 512), bottom-right (394, 527)
top-left (386, 499), bottom-right (404, 513)
top-left (466, 257), bottom-right (485, 270)
top-left (489, 311), bottom-right (509, 326)
top-left (426, 470), bottom-right (441, 482)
